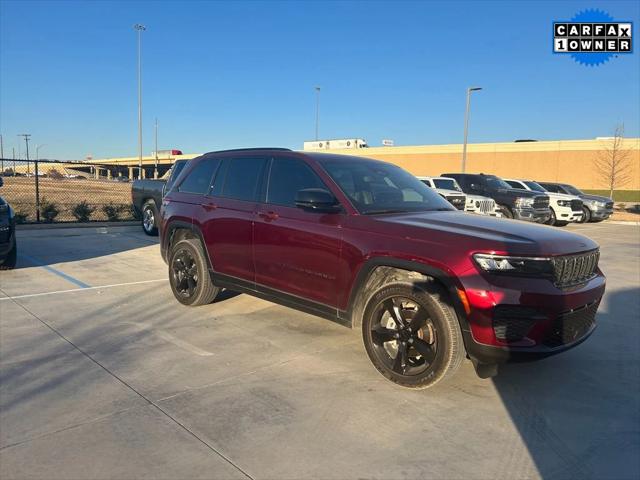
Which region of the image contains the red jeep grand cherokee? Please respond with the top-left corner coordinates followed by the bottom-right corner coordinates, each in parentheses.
top-left (160, 148), bottom-right (605, 388)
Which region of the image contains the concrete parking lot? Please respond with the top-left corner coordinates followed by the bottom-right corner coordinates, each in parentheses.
top-left (0, 222), bottom-right (638, 480)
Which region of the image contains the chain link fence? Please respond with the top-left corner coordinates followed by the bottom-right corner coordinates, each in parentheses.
top-left (1, 160), bottom-right (138, 223)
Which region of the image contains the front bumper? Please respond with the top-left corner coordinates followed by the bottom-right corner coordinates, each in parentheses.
top-left (590, 208), bottom-right (613, 220)
top-left (556, 207), bottom-right (583, 223)
top-left (514, 207), bottom-right (550, 223)
top-left (0, 226), bottom-right (15, 258)
top-left (459, 270), bottom-right (606, 365)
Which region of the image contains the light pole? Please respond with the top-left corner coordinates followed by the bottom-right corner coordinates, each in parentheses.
top-left (462, 86), bottom-right (482, 172)
top-left (19, 134), bottom-right (39, 221)
top-left (134, 23), bottom-right (146, 179)
top-left (0, 134), bottom-right (4, 172)
top-left (314, 86), bottom-right (321, 141)
top-left (154, 117), bottom-right (158, 178)
top-left (36, 144), bottom-right (46, 161)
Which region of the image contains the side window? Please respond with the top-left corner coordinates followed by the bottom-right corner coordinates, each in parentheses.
top-left (267, 157), bottom-right (327, 207)
top-left (177, 158), bottom-right (220, 194)
top-left (165, 160), bottom-right (188, 192)
top-left (222, 157), bottom-right (267, 201)
top-left (506, 180), bottom-right (521, 189)
top-left (544, 184), bottom-right (560, 193)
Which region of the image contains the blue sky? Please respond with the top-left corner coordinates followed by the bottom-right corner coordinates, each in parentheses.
top-left (1, 0), bottom-right (639, 160)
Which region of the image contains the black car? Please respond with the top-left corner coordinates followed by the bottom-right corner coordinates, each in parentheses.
top-left (0, 177), bottom-right (17, 269)
top-left (442, 173), bottom-right (551, 223)
top-left (537, 182), bottom-right (614, 223)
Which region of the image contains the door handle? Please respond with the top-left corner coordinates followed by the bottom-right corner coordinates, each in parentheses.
top-left (259, 211), bottom-right (279, 221)
top-left (201, 202), bottom-right (217, 212)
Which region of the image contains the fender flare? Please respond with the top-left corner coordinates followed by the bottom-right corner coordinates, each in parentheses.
top-left (162, 221), bottom-right (213, 270)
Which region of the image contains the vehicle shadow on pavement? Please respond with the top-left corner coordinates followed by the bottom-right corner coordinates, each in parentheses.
top-left (492, 287), bottom-right (640, 480)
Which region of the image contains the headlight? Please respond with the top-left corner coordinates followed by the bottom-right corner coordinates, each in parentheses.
top-left (515, 197), bottom-right (534, 208)
top-left (475, 201), bottom-right (480, 207)
top-left (557, 200), bottom-right (570, 207)
top-left (473, 253), bottom-right (554, 277)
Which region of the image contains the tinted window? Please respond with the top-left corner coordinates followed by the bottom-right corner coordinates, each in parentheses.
top-left (267, 157), bottom-right (327, 207)
top-left (524, 181), bottom-right (547, 193)
top-left (321, 160), bottom-right (453, 214)
top-left (505, 180), bottom-right (524, 189)
top-left (165, 160), bottom-right (188, 192)
top-left (222, 157), bottom-right (267, 201)
top-left (433, 178), bottom-right (461, 191)
top-left (540, 183), bottom-right (560, 193)
top-left (177, 158), bottom-right (220, 194)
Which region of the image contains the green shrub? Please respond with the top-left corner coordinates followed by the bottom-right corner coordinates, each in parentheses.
top-left (72, 200), bottom-right (95, 222)
top-left (40, 198), bottom-right (60, 223)
top-left (102, 203), bottom-right (124, 221)
top-left (13, 210), bottom-right (29, 224)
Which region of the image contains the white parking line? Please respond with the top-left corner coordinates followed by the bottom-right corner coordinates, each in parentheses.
top-left (0, 279), bottom-right (167, 301)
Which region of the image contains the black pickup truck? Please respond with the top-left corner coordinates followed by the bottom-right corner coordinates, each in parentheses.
top-left (442, 173), bottom-right (551, 223)
top-left (131, 160), bottom-right (188, 235)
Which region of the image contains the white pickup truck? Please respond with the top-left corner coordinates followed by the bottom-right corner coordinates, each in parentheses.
top-left (419, 176), bottom-right (501, 216)
top-left (504, 179), bottom-right (583, 226)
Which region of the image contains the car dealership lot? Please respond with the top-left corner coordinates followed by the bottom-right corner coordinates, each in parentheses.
top-left (1, 223), bottom-right (638, 480)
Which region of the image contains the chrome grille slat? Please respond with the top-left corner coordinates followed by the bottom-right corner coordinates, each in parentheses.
top-left (552, 250), bottom-right (599, 287)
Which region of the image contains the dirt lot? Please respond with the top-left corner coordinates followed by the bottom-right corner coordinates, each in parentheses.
top-left (0, 177), bottom-right (133, 222)
top-left (0, 222), bottom-right (638, 479)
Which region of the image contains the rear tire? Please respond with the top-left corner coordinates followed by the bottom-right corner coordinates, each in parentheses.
top-left (361, 282), bottom-right (465, 389)
top-left (0, 238), bottom-right (16, 270)
top-left (169, 239), bottom-right (219, 306)
top-left (142, 200), bottom-right (159, 236)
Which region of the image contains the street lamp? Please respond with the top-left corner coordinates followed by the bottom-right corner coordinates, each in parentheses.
top-left (36, 144), bottom-right (46, 161)
top-left (462, 86), bottom-right (482, 172)
top-left (134, 23), bottom-right (146, 179)
top-left (314, 86), bottom-right (321, 141)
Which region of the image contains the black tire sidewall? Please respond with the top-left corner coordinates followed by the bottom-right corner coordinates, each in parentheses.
top-left (499, 205), bottom-right (513, 219)
top-left (580, 206), bottom-right (591, 223)
top-left (168, 239), bottom-right (209, 306)
top-left (142, 201), bottom-right (158, 236)
top-left (0, 238), bottom-right (17, 270)
top-left (362, 284), bottom-right (459, 389)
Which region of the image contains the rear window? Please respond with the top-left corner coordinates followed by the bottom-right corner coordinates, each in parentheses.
top-left (177, 158), bottom-right (220, 195)
top-left (221, 157), bottom-right (268, 201)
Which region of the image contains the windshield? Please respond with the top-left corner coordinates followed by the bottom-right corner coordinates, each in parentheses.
top-left (484, 176), bottom-right (512, 190)
top-left (321, 160), bottom-right (454, 214)
top-left (524, 181), bottom-right (547, 193)
top-left (564, 184), bottom-right (583, 196)
top-left (433, 178), bottom-right (462, 191)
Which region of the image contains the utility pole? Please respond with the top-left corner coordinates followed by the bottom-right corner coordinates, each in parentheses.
top-left (315, 86), bottom-right (321, 141)
top-left (12, 147), bottom-right (16, 173)
top-left (19, 134), bottom-right (39, 221)
top-left (154, 117), bottom-right (158, 178)
top-left (0, 134), bottom-right (4, 172)
top-left (134, 23), bottom-right (146, 179)
top-left (462, 86), bottom-right (482, 172)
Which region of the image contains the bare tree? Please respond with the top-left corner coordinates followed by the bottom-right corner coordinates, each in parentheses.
top-left (595, 124), bottom-right (633, 199)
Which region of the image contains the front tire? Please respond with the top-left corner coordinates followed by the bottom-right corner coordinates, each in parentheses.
top-left (498, 205), bottom-right (513, 219)
top-left (169, 239), bottom-right (219, 306)
top-left (362, 283), bottom-right (465, 389)
top-left (142, 200), bottom-right (159, 236)
top-left (578, 206), bottom-right (591, 223)
top-left (0, 238), bottom-right (17, 270)
top-left (546, 208), bottom-right (557, 226)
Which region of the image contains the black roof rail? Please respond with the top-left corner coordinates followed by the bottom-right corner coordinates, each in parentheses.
top-left (203, 147), bottom-right (292, 155)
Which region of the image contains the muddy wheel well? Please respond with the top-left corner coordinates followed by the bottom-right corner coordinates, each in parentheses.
top-left (350, 266), bottom-right (450, 328)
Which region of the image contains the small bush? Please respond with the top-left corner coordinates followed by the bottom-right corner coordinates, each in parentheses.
top-left (48, 168), bottom-right (64, 180)
top-left (102, 203), bottom-right (124, 221)
top-left (72, 200), bottom-right (95, 222)
top-left (14, 210), bottom-right (29, 224)
top-left (40, 198), bottom-right (60, 223)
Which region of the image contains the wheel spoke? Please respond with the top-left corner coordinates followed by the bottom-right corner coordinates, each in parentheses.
top-left (408, 308), bottom-right (428, 333)
top-left (392, 342), bottom-right (408, 374)
top-left (412, 338), bottom-right (436, 363)
top-left (383, 298), bottom-right (405, 328)
top-left (187, 277), bottom-right (196, 294)
top-left (371, 325), bottom-right (397, 344)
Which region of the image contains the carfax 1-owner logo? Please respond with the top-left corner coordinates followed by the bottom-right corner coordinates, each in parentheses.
top-left (553, 9), bottom-right (633, 66)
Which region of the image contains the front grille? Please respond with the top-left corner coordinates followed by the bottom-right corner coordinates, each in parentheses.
top-left (543, 300), bottom-right (599, 348)
top-left (551, 249), bottom-right (600, 287)
top-left (493, 306), bottom-right (544, 342)
top-left (471, 199), bottom-right (495, 214)
top-left (446, 196), bottom-right (466, 210)
top-left (533, 196), bottom-right (549, 210)
top-left (570, 199), bottom-right (583, 212)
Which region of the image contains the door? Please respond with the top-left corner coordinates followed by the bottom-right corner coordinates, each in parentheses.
top-left (253, 156), bottom-right (344, 307)
top-left (199, 156), bottom-right (268, 282)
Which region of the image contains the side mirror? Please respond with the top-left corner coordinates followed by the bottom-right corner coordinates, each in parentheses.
top-left (295, 188), bottom-right (341, 213)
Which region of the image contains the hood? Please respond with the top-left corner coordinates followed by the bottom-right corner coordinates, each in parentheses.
top-left (371, 211), bottom-right (598, 256)
top-left (435, 188), bottom-right (465, 197)
top-left (465, 194), bottom-right (494, 202)
top-left (498, 188), bottom-right (542, 199)
top-left (580, 194), bottom-right (612, 203)
top-left (546, 191), bottom-right (580, 201)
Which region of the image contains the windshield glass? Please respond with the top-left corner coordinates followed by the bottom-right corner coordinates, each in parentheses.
top-left (484, 175), bottom-right (512, 190)
top-left (564, 184), bottom-right (583, 196)
top-left (433, 178), bottom-right (461, 191)
top-left (321, 160), bottom-right (454, 214)
top-left (524, 181), bottom-right (547, 192)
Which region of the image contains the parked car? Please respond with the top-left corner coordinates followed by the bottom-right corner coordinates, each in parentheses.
top-left (537, 182), bottom-right (613, 223)
top-left (0, 177), bottom-right (17, 269)
top-left (416, 176), bottom-right (466, 210)
top-left (420, 176), bottom-right (501, 216)
top-left (131, 160), bottom-right (188, 235)
top-left (504, 179), bottom-right (583, 226)
top-left (442, 173), bottom-right (551, 223)
top-left (160, 148), bottom-right (605, 389)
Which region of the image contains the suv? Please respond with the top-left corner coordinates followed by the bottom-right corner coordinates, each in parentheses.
top-left (504, 179), bottom-right (583, 226)
top-left (0, 177), bottom-right (17, 269)
top-left (442, 173), bottom-right (551, 223)
top-left (537, 182), bottom-right (613, 223)
top-left (161, 149), bottom-right (605, 389)
top-left (416, 176), bottom-right (466, 210)
top-left (419, 176), bottom-right (500, 217)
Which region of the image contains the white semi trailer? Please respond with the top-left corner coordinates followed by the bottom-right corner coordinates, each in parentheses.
top-left (303, 138), bottom-right (368, 151)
